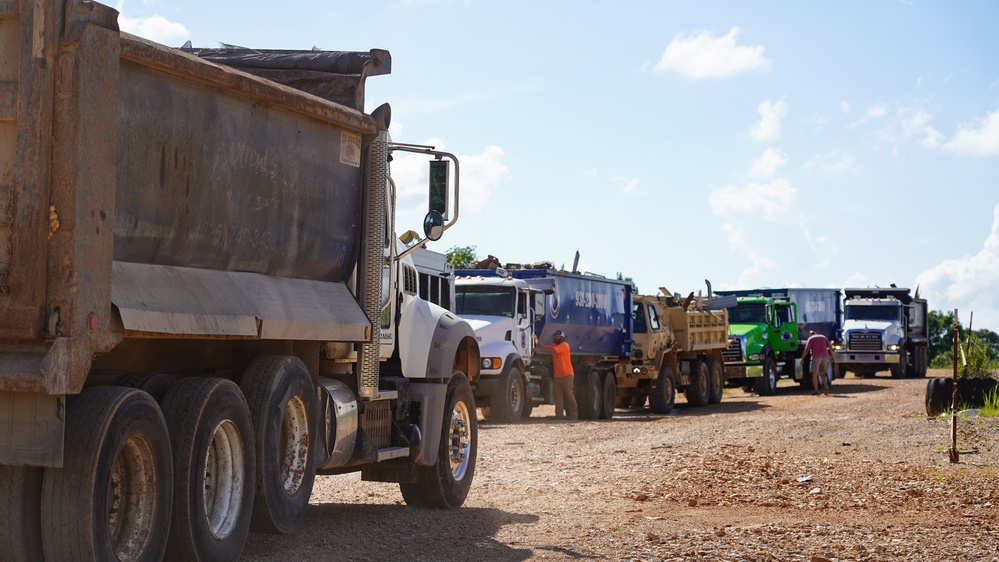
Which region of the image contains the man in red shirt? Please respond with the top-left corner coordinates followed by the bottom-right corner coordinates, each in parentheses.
top-left (537, 330), bottom-right (577, 419)
top-left (801, 330), bottom-right (833, 395)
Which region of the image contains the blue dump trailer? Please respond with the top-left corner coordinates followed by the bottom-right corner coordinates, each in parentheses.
top-left (456, 267), bottom-right (729, 420)
top-left (510, 270), bottom-right (634, 358)
top-left (714, 288), bottom-right (842, 391)
top-left (454, 268), bottom-right (633, 420)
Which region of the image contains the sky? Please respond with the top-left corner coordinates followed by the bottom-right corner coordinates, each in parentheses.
top-left (116, 0), bottom-right (999, 331)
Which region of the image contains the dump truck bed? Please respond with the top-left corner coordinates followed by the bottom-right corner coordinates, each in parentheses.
top-left (1, 2), bottom-right (383, 395)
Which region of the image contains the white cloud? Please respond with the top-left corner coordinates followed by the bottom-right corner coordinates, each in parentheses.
top-left (613, 176), bottom-right (641, 195)
top-left (864, 105), bottom-right (941, 151)
top-left (709, 179), bottom-right (831, 287)
top-left (748, 148), bottom-right (787, 178)
top-left (117, 11), bottom-right (189, 45)
top-left (848, 103), bottom-right (888, 128)
top-left (709, 179), bottom-right (796, 221)
top-left (749, 99), bottom-right (787, 142)
top-left (840, 101), bottom-right (851, 115)
top-left (802, 151), bottom-right (857, 175)
top-left (917, 202), bottom-right (999, 330)
top-left (941, 108), bottom-right (999, 157)
top-left (804, 112), bottom-right (830, 133)
top-left (390, 141), bottom-right (510, 225)
top-left (654, 27), bottom-right (771, 79)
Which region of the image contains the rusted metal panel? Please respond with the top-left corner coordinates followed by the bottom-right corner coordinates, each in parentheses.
top-left (0, 390), bottom-right (64, 466)
top-left (186, 48), bottom-right (391, 113)
top-left (2, 0), bottom-right (387, 398)
top-left (113, 58), bottom-right (366, 283)
top-left (119, 34), bottom-right (378, 136)
top-left (112, 261), bottom-right (370, 341)
top-left (0, 0), bottom-right (56, 342)
top-left (0, 336), bottom-right (95, 393)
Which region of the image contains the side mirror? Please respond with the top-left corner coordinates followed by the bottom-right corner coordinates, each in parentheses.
top-left (423, 211), bottom-right (444, 241)
top-left (429, 159), bottom-right (449, 219)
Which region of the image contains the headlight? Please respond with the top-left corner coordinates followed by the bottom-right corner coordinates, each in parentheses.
top-left (748, 353), bottom-right (763, 361)
top-left (887, 344), bottom-right (898, 351)
top-left (481, 357), bottom-right (501, 369)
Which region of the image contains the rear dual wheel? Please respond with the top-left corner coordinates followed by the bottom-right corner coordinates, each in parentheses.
top-left (707, 359), bottom-right (724, 404)
top-left (41, 387), bottom-right (172, 562)
top-left (162, 378), bottom-right (255, 562)
top-left (575, 369), bottom-right (603, 420)
top-left (600, 374), bottom-right (616, 420)
top-left (240, 356), bottom-right (318, 534)
top-left (686, 360), bottom-right (710, 407)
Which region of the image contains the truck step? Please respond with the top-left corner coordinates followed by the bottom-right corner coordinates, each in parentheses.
top-left (376, 446), bottom-right (410, 462)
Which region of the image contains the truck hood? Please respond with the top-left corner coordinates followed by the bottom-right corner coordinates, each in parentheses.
top-left (728, 323), bottom-right (766, 339)
top-left (462, 315), bottom-right (507, 333)
top-left (843, 320), bottom-right (893, 332)
top-left (462, 315), bottom-right (515, 346)
top-left (461, 315), bottom-right (523, 362)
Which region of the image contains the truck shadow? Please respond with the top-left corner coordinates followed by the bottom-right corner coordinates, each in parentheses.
top-left (241, 503), bottom-right (540, 561)
top-left (775, 380), bottom-right (893, 395)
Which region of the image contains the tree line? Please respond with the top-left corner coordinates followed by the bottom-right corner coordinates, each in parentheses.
top-left (927, 310), bottom-right (999, 371)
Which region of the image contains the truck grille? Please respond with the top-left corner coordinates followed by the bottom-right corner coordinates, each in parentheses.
top-left (848, 332), bottom-right (883, 351)
top-left (721, 337), bottom-right (743, 363)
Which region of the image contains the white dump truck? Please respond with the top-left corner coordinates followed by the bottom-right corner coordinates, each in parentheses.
top-left (452, 272), bottom-right (551, 422)
top-left (833, 287), bottom-right (928, 378)
top-left (0, 2), bottom-right (480, 560)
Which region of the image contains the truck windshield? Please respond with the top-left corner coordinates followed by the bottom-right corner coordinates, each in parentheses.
top-left (729, 303), bottom-right (766, 324)
top-left (845, 305), bottom-right (901, 322)
top-left (455, 287), bottom-right (515, 318)
top-left (633, 303), bottom-right (657, 334)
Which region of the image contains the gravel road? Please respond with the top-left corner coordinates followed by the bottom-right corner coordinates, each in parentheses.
top-left (241, 370), bottom-right (999, 561)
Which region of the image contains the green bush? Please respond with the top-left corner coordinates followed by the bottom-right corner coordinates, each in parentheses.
top-left (958, 332), bottom-right (998, 379)
top-left (982, 385), bottom-right (999, 417)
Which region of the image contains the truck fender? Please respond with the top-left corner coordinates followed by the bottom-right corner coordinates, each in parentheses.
top-left (398, 298), bottom-right (479, 381)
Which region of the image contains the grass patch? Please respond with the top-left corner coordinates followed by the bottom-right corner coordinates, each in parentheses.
top-left (980, 385), bottom-right (999, 417)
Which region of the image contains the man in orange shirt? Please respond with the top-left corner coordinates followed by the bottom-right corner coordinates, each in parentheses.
top-left (537, 330), bottom-right (577, 420)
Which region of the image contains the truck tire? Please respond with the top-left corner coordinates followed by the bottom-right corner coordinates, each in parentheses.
top-left (0, 465), bottom-right (44, 562)
top-left (925, 377), bottom-right (951, 416)
top-left (401, 372), bottom-right (477, 509)
top-left (649, 367), bottom-right (676, 414)
top-left (685, 360), bottom-right (710, 407)
top-left (707, 359), bottom-right (724, 404)
top-left (115, 372), bottom-right (176, 403)
top-left (490, 365), bottom-right (526, 423)
top-left (754, 357), bottom-right (779, 396)
top-left (162, 378), bottom-right (255, 562)
top-left (40, 387), bottom-right (171, 562)
top-left (240, 356), bottom-right (318, 534)
top-left (600, 374), bottom-right (616, 419)
top-left (575, 369), bottom-right (603, 420)
top-left (890, 349), bottom-right (907, 378)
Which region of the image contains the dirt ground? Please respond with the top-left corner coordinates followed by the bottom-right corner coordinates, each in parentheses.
top-left (241, 370), bottom-right (999, 561)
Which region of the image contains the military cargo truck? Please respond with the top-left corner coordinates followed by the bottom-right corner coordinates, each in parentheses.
top-left (0, 2), bottom-right (479, 560)
top-left (624, 291), bottom-right (730, 414)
